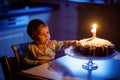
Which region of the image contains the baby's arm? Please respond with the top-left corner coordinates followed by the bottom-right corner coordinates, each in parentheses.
top-left (36, 56), bottom-right (53, 65)
top-left (57, 40), bottom-right (78, 49)
top-left (24, 56), bottom-right (53, 65)
top-left (64, 40), bottom-right (78, 46)
top-left (24, 56), bottom-right (40, 65)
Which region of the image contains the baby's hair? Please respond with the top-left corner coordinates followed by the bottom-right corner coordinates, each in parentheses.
top-left (27, 19), bottom-right (46, 39)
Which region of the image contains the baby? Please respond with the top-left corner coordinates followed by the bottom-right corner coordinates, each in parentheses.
top-left (24, 19), bottom-right (77, 66)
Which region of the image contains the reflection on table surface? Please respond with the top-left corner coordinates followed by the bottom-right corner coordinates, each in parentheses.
top-left (21, 53), bottom-right (120, 80)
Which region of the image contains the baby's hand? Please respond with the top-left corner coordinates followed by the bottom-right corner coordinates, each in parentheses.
top-left (71, 40), bottom-right (78, 46)
top-left (37, 58), bottom-right (53, 65)
top-left (37, 59), bottom-right (46, 65)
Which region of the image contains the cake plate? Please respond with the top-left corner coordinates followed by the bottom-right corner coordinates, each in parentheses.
top-left (64, 46), bottom-right (117, 70)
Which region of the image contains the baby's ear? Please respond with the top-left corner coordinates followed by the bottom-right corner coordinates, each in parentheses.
top-left (30, 34), bottom-right (35, 39)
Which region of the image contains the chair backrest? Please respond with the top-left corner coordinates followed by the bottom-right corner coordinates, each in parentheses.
top-left (11, 42), bottom-right (32, 69)
top-left (0, 56), bottom-right (19, 80)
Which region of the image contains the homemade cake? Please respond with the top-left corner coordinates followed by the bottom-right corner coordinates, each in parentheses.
top-left (75, 37), bottom-right (115, 57)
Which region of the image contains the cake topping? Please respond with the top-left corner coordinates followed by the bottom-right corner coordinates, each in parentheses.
top-left (77, 37), bottom-right (113, 48)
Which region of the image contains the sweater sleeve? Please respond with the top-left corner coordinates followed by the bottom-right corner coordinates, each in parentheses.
top-left (53, 40), bottom-right (77, 50)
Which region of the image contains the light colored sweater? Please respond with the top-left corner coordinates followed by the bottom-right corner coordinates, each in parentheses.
top-left (24, 40), bottom-right (74, 66)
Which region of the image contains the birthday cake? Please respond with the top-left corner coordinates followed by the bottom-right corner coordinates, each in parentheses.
top-left (74, 37), bottom-right (115, 57)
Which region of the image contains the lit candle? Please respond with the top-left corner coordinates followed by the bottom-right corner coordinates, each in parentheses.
top-left (91, 24), bottom-right (97, 38)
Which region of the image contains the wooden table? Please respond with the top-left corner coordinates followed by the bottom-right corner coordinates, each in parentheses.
top-left (18, 54), bottom-right (120, 80)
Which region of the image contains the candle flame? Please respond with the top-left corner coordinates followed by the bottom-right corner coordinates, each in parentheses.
top-left (91, 24), bottom-right (97, 33)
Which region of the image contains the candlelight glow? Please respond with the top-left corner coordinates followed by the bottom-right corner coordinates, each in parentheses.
top-left (91, 24), bottom-right (97, 33)
top-left (91, 23), bottom-right (97, 38)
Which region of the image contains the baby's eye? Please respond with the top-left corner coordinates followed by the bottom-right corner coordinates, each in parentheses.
top-left (41, 34), bottom-right (45, 36)
top-left (47, 32), bottom-right (49, 34)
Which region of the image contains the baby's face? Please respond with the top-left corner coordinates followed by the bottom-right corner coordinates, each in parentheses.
top-left (36, 26), bottom-right (50, 44)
